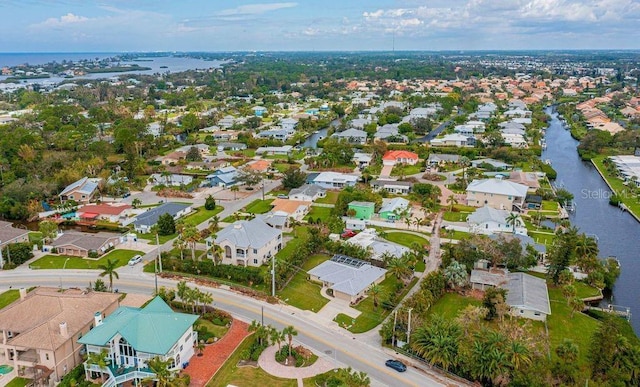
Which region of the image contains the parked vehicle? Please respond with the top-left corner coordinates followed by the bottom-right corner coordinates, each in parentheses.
top-left (341, 230), bottom-right (357, 239)
top-left (128, 255), bottom-right (143, 266)
top-left (385, 359), bottom-right (407, 372)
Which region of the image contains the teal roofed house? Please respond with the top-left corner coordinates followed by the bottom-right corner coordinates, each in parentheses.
top-left (347, 201), bottom-right (375, 220)
top-left (78, 297), bottom-right (198, 387)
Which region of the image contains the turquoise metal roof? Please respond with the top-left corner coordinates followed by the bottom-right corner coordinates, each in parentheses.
top-left (78, 297), bottom-right (198, 355)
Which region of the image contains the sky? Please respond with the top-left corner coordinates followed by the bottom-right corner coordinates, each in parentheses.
top-left (1, 0), bottom-right (639, 52)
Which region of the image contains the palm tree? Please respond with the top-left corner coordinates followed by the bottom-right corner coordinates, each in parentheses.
top-left (143, 356), bottom-right (185, 387)
top-left (575, 234), bottom-right (598, 259)
top-left (368, 284), bottom-right (384, 311)
top-left (248, 320), bottom-right (270, 346)
top-left (562, 284), bottom-right (577, 305)
top-left (199, 291), bottom-right (213, 315)
top-left (570, 297), bottom-right (584, 318)
top-left (507, 340), bottom-right (532, 371)
top-left (555, 339), bottom-right (579, 363)
top-left (411, 316), bottom-right (461, 371)
top-left (386, 257), bottom-right (412, 283)
top-left (269, 327), bottom-right (285, 351)
top-left (181, 223), bottom-right (200, 260)
top-left (86, 349), bottom-right (110, 382)
top-left (210, 244), bottom-right (224, 266)
top-left (505, 212), bottom-right (520, 234)
top-left (460, 156), bottom-right (470, 185)
top-left (173, 237), bottom-right (186, 260)
top-left (98, 258), bottom-right (119, 292)
top-left (282, 325), bottom-right (298, 359)
top-left (230, 185), bottom-right (239, 200)
top-left (131, 198), bottom-right (142, 209)
top-left (446, 194), bottom-right (458, 212)
top-left (208, 215), bottom-right (220, 233)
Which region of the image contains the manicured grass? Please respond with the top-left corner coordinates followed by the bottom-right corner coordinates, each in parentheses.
top-left (30, 249), bottom-right (144, 269)
top-left (273, 163), bottom-right (298, 173)
top-left (181, 206), bottom-right (223, 227)
top-left (315, 191), bottom-right (339, 204)
top-left (196, 317), bottom-right (229, 340)
top-left (528, 231), bottom-right (555, 246)
top-left (391, 164), bottom-right (422, 177)
top-left (4, 378), bottom-right (29, 387)
top-left (304, 206), bottom-right (332, 222)
top-left (383, 231), bottom-right (429, 248)
top-left (335, 275), bottom-right (418, 333)
top-left (244, 199), bottom-right (274, 214)
top-left (241, 149), bottom-right (256, 157)
top-left (574, 281), bottom-right (601, 299)
top-left (28, 231), bottom-right (43, 245)
top-left (414, 260), bottom-right (426, 273)
top-left (0, 290), bottom-right (20, 310)
top-left (206, 335), bottom-right (297, 387)
top-left (427, 293), bottom-right (482, 320)
top-left (278, 254), bottom-right (331, 312)
top-left (452, 204), bottom-right (477, 212)
top-left (541, 200), bottom-right (559, 211)
top-left (442, 230), bottom-right (470, 240)
top-left (137, 232), bottom-right (177, 244)
top-left (592, 155), bottom-right (640, 218)
top-left (442, 211), bottom-right (470, 222)
top-left (275, 226), bottom-right (309, 262)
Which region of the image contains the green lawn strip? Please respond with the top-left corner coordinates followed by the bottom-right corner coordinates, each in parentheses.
top-left (4, 378), bottom-right (29, 387)
top-left (541, 200), bottom-right (559, 211)
top-left (28, 231), bottom-right (43, 244)
top-left (383, 231), bottom-right (429, 248)
top-left (196, 317), bottom-right (229, 340)
top-left (528, 231), bottom-right (555, 246)
top-left (181, 206), bottom-right (223, 227)
top-left (315, 191), bottom-right (339, 204)
top-left (339, 276), bottom-right (418, 333)
top-left (452, 204), bottom-right (477, 212)
top-left (443, 230), bottom-right (470, 240)
top-left (206, 335), bottom-right (297, 387)
top-left (278, 254), bottom-right (331, 311)
top-left (573, 281), bottom-right (602, 299)
top-left (592, 155), bottom-right (640, 217)
top-left (274, 163), bottom-right (299, 173)
top-left (244, 199), bottom-right (274, 214)
top-left (427, 293), bottom-right (482, 320)
top-left (304, 206), bottom-right (332, 222)
top-left (391, 164), bottom-right (422, 176)
top-left (0, 290), bottom-right (20, 310)
top-left (30, 249), bottom-right (144, 269)
top-left (275, 226), bottom-right (309, 262)
top-left (137, 232), bottom-right (176, 244)
top-left (442, 211), bottom-right (470, 222)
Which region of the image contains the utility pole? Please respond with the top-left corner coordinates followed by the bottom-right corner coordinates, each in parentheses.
top-left (0, 241), bottom-right (3, 269)
top-left (271, 255), bottom-right (276, 297)
top-left (407, 307), bottom-right (413, 346)
top-left (156, 233), bottom-right (162, 272)
top-left (261, 306), bottom-right (264, 326)
top-left (154, 249), bottom-right (158, 294)
top-left (392, 309), bottom-right (398, 348)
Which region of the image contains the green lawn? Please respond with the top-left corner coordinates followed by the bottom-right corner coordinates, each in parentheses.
top-left (574, 281), bottom-right (601, 299)
top-left (528, 231), bottom-right (555, 246)
top-left (592, 156), bottom-right (640, 218)
top-left (304, 206), bottom-right (332, 223)
top-left (278, 254), bottom-right (331, 312)
top-left (452, 204), bottom-right (477, 212)
top-left (0, 290), bottom-right (20, 310)
top-left (30, 249), bottom-right (144, 269)
top-left (315, 191), bottom-right (339, 204)
top-left (275, 226), bottom-right (309, 262)
top-left (207, 335), bottom-right (297, 387)
top-left (414, 260), bottom-right (426, 273)
top-left (274, 163), bottom-right (299, 173)
top-left (181, 206), bottom-right (223, 227)
top-left (442, 211), bottom-right (471, 222)
top-left (443, 230), bottom-right (470, 240)
top-left (196, 316), bottom-right (229, 340)
top-left (391, 164), bottom-right (422, 177)
top-left (383, 231), bottom-right (429, 248)
top-left (427, 293), bottom-right (482, 320)
top-left (28, 231), bottom-right (43, 245)
top-left (335, 275), bottom-right (418, 333)
top-left (4, 378), bottom-right (29, 387)
top-left (137, 232), bottom-right (176, 244)
top-left (541, 200), bottom-right (559, 211)
top-left (244, 199), bottom-right (274, 214)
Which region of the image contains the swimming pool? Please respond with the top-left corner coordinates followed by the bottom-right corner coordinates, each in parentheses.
top-left (0, 364), bottom-right (13, 374)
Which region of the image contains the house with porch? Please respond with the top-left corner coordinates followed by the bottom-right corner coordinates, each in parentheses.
top-left (209, 218), bottom-right (282, 267)
top-left (78, 297), bottom-right (198, 387)
top-left (332, 128), bottom-right (368, 145)
top-left (0, 287), bottom-right (120, 384)
top-left (370, 179), bottom-right (413, 195)
top-left (382, 150), bottom-right (419, 166)
top-left (309, 172), bottom-right (358, 189)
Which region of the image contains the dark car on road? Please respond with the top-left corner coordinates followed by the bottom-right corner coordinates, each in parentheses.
top-left (385, 359), bottom-right (407, 372)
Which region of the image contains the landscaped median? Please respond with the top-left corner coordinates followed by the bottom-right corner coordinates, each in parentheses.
top-left (29, 249), bottom-right (144, 269)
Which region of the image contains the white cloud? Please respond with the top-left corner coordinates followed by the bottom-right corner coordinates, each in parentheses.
top-left (36, 13), bottom-right (90, 28)
top-left (217, 2), bottom-right (297, 17)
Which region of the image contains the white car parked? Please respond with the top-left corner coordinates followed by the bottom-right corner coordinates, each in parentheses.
top-left (128, 255), bottom-right (143, 266)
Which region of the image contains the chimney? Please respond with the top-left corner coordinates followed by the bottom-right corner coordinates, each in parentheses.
top-left (19, 288), bottom-right (27, 301)
top-left (94, 312), bottom-right (103, 327)
top-left (59, 322), bottom-right (68, 337)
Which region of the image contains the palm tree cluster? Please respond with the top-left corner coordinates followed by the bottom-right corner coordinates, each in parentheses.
top-left (174, 221), bottom-right (201, 261)
top-left (411, 310), bottom-right (545, 386)
top-left (248, 321), bottom-right (298, 360)
top-left (176, 281), bottom-right (213, 315)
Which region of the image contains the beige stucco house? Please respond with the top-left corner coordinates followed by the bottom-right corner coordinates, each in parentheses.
top-left (208, 218), bottom-right (282, 267)
top-left (466, 178), bottom-right (529, 212)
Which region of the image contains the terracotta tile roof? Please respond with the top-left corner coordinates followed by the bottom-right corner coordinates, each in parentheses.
top-left (80, 203), bottom-right (132, 216)
top-left (270, 198), bottom-right (310, 215)
top-left (382, 150), bottom-right (419, 161)
top-left (247, 159), bottom-right (272, 172)
top-left (0, 287), bottom-right (119, 351)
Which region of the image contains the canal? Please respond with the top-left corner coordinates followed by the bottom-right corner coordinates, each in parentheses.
top-left (542, 107), bottom-right (640, 335)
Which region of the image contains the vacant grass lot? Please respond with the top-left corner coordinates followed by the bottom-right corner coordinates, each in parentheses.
top-left (335, 275), bottom-right (418, 333)
top-left (391, 164), bottom-right (422, 177)
top-left (427, 293), bottom-right (482, 320)
top-left (244, 199), bottom-right (274, 214)
top-left (207, 335), bottom-right (297, 387)
top-left (182, 206), bottom-right (223, 227)
top-left (278, 254), bottom-right (331, 312)
top-left (30, 249), bottom-right (144, 269)
top-left (315, 191), bottom-right (339, 204)
top-left (383, 231), bottom-right (429, 249)
top-left (304, 206), bottom-right (332, 223)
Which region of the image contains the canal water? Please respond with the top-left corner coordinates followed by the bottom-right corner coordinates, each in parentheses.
top-left (542, 107), bottom-right (640, 335)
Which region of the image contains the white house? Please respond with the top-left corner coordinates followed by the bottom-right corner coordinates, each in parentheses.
top-left (467, 205), bottom-right (527, 235)
top-left (310, 172), bottom-right (358, 189)
top-left (280, 118), bottom-right (298, 131)
top-left (466, 178), bottom-right (529, 212)
top-left (289, 184), bottom-right (327, 202)
top-left (430, 134), bottom-right (473, 147)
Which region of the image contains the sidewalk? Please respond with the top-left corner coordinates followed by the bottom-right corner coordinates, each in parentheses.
top-left (258, 344), bottom-right (336, 386)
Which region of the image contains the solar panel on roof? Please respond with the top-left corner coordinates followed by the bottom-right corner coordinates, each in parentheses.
top-left (331, 254), bottom-right (366, 268)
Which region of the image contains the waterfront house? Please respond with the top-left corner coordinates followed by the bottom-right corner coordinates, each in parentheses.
top-left (307, 255), bottom-right (387, 303)
top-left (59, 177), bottom-right (100, 204)
top-left (0, 287), bottom-right (120, 384)
top-left (504, 272), bottom-right (551, 321)
top-left (209, 218), bottom-right (282, 267)
top-left (467, 205), bottom-right (526, 235)
top-left (78, 297), bottom-right (198, 386)
top-left (332, 128), bottom-right (368, 145)
top-left (347, 201), bottom-right (375, 220)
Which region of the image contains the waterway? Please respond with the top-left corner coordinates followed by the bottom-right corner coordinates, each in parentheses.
top-left (542, 107), bottom-right (640, 334)
top-left (300, 118), bottom-right (342, 149)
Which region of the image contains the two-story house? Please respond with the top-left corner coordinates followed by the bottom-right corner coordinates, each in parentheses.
top-left (208, 218), bottom-right (282, 267)
top-left (466, 177), bottom-right (529, 212)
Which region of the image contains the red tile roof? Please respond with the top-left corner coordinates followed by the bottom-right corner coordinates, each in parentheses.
top-left (382, 150), bottom-right (419, 160)
top-left (79, 203), bottom-right (131, 216)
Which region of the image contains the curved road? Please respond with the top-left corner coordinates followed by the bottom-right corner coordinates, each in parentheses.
top-left (0, 268), bottom-right (453, 387)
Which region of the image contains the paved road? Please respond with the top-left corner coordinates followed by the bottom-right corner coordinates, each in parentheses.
top-left (0, 269), bottom-right (450, 387)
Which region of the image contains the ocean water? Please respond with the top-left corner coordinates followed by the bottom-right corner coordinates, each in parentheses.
top-left (0, 52), bottom-right (116, 68)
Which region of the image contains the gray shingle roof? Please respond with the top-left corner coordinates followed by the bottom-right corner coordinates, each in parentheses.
top-left (289, 184), bottom-right (325, 198)
top-left (467, 178), bottom-right (528, 197)
top-left (215, 218), bottom-right (281, 249)
top-left (133, 202), bottom-right (190, 228)
top-left (467, 206), bottom-right (510, 225)
top-left (504, 272), bottom-right (551, 315)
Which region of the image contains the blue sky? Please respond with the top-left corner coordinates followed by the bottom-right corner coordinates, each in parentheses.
top-left (1, 0), bottom-right (639, 52)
